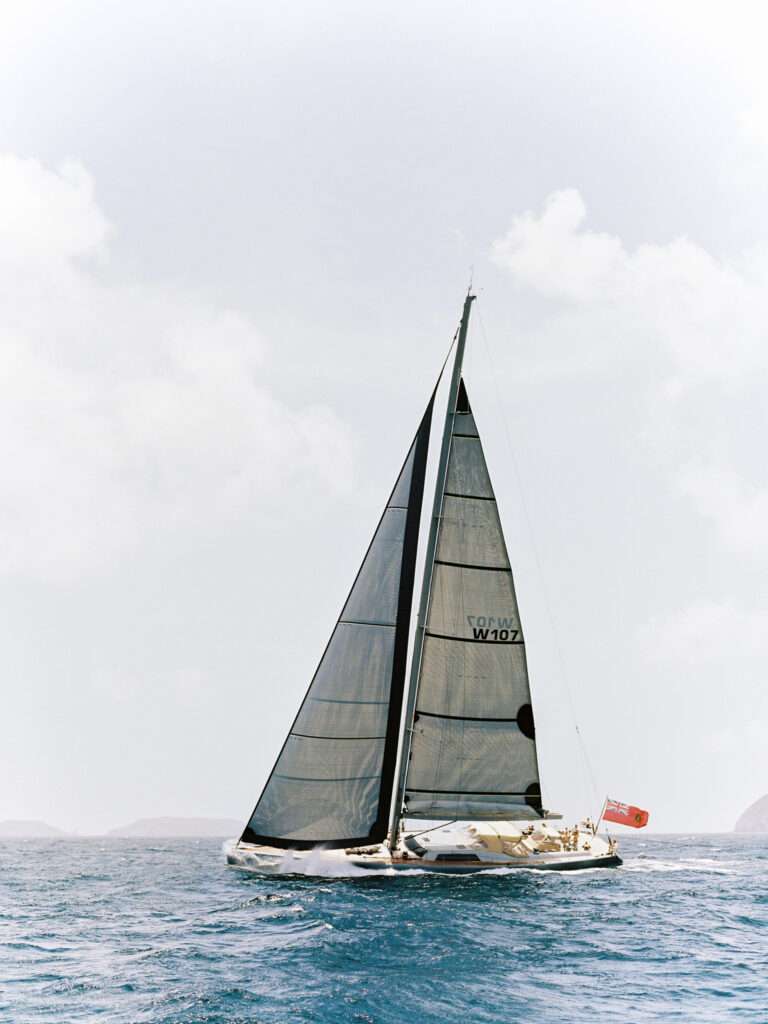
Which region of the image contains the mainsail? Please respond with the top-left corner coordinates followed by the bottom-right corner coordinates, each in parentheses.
top-left (240, 396), bottom-right (434, 849)
top-left (402, 379), bottom-right (543, 820)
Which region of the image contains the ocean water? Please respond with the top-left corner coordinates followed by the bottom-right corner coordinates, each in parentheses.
top-left (1, 834), bottom-right (766, 1023)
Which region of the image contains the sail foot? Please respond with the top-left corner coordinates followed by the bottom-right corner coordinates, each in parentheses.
top-left (405, 800), bottom-right (544, 820)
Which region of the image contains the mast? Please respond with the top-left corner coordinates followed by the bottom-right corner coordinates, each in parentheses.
top-left (388, 291), bottom-right (475, 850)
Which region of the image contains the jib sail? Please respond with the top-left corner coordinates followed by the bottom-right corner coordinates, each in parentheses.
top-left (240, 395), bottom-right (434, 849)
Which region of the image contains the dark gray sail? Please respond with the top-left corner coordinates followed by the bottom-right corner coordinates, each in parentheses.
top-left (403, 380), bottom-right (543, 820)
top-left (241, 397), bottom-right (434, 849)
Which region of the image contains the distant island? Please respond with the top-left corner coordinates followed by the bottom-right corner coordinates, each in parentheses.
top-left (0, 816), bottom-right (243, 838)
top-left (0, 819), bottom-right (67, 837)
top-left (735, 795), bottom-right (768, 833)
top-left (107, 817), bottom-right (242, 838)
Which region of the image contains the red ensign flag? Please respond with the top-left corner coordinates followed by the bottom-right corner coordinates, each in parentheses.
top-left (603, 799), bottom-right (649, 829)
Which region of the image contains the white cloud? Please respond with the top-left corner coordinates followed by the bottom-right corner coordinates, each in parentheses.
top-left (0, 155), bottom-right (111, 263)
top-left (646, 602), bottom-right (768, 665)
top-left (678, 462), bottom-right (768, 555)
top-left (492, 189), bottom-right (768, 381)
top-left (492, 190), bottom-right (768, 559)
top-left (739, 107), bottom-right (768, 150)
top-left (0, 154), bottom-right (355, 579)
top-left (491, 189), bottom-right (625, 302)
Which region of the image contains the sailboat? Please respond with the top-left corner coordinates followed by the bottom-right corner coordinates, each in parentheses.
top-left (227, 294), bottom-right (622, 874)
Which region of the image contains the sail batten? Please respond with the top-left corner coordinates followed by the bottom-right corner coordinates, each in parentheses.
top-left (240, 395), bottom-right (434, 849)
top-left (403, 378), bottom-right (543, 821)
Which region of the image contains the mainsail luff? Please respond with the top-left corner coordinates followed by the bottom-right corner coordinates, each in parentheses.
top-left (240, 394), bottom-right (434, 849)
top-left (388, 293), bottom-right (476, 848)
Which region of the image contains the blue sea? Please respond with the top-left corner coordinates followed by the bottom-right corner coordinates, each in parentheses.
top-left (1, 834), bottom-right (766, 1023)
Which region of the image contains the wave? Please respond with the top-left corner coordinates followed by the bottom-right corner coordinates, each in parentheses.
top-left (622, 856), bottom-right (738, 874)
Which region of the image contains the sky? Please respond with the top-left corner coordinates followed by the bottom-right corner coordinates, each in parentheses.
top-left (2, 1), bottom-right (768, 833)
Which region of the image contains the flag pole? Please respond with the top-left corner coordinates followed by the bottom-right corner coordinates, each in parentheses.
top-left (593, 797), bottom-right (607, 835)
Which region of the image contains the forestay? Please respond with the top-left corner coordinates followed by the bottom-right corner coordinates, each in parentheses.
top-left (404, 380), bottom-right (543, 820)
top-left (241, 397), bottom-right (433, 849)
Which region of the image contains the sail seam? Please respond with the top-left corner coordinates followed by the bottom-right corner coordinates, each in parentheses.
top-left (424, 630), bottom-right (524, 645)
top-left (433, 559), bottom-right (511, 572)
top-left (443, 491), bottom-right (496, 501)
top-left (406, 788), bottom-right (532, 796)
top-left (308, 697), bottom-right (388, 706)
top-left (414, 711), bottom-right (520, 723)
top-left (275, 774), bottom-right (380, 783)
top-left (339, 619), bottom-right (396, 628)
top-left (291, 732), bottom-right (386, 741)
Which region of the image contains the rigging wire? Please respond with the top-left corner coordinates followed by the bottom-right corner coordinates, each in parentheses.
top-left (474, 305), bottom-right (601, 815)
top-left (408, 819), bottom-right (459, 839)
top-left (441, 320), bottom-right (461, 377)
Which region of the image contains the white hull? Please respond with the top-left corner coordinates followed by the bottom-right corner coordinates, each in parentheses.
top-left (226, 821), bottom-right (621, 876)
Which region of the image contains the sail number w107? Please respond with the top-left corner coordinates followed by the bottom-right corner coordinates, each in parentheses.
top-left (467, 615), bottom-right (519, 641)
